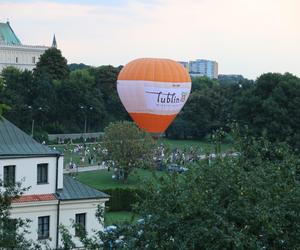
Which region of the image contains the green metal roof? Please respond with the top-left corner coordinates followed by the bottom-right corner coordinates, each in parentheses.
top-left (0, 118), bottom-right (60, 158)
top-left (0, 22), bottom-right (21, 45)
top-left (56, 175), bottom-right (109, 201)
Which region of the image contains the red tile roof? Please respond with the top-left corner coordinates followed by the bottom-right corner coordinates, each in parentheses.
top-left (12, 194), bottom-right (57, 203)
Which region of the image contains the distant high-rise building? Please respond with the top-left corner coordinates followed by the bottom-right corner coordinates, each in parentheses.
top-left (178, 59), bottom-right (218, 79)
top-left (189, 59), bottom-right (218, 79)
top-left (178, 61), bottom-right (189, 71)
top-left (0, 21), bottom-right (51, 72)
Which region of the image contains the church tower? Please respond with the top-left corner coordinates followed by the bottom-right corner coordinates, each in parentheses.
top-left (52, 34), bottom-right (57, 48)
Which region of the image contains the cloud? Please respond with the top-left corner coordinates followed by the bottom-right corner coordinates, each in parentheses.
top-left (0, 0), bottom-right (299, 78)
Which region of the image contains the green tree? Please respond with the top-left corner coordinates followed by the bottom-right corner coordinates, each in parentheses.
top-left (102, 121), bottom-right (156, 182)
top-left (178, 85), bottom-right (231, 139)
top-left (234, 73), bottom-right (300, 150)
top-left (0, 181), bottom-right (38, 249)
top-left (63, 135), bottom-right (300, 249)
top-left (0, 67), bottom-right (32, 130)
top-left (89, 65), bottom-right (129, 124)
top-left (0, 75), bottom-right (8, 117)
top-left (34, 47), bottom-right (70, 81)
top-left (191, 76), bottom-right (219, 92)
top-left (56, 69), bottom-right (106, 132)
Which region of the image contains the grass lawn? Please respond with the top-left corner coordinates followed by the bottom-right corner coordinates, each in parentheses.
top-left (75, 169), bottom-right (161, 190)
top-left (49, 144), bottom-right (101, 168)
top-left (105, 211), bottom-right (140, 226)
top-left (50, 139), bottom-right (233, 168)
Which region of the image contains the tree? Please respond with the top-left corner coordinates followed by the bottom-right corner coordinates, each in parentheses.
top-left (0, 67), bottom-right (32, 130)
top-left (0, 181), bottom-right (38, 249)
top-left (34, 47), bottom-right (70, 81)
top-left (170, 85), bottom-right (232, 139)
top-left (89, 65), bottom-right (129, 124)
top-left (56, 69), bottom-right (106, 132)
top-left (0, 75), bottom-right (8, 118)
top-left (125, 136), bottom-right (300, 249)
top-left (102, 121), bottom-right (156, 182)
top-left (62, 134), bottom-right (300, 249)
top-left (234, 73), bottom-right (300, 150)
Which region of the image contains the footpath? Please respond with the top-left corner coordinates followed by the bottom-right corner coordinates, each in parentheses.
top-left (63, 152), bottom-right (239, 174)
top-left (63, 164), bottom-right (107, 174)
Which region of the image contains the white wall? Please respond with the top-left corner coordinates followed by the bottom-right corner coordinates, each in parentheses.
top-left (59, 199), bottom-right (107, 248)
top-left (0, 44), bottom-right (48, 71)
top-left (0, 155), bottom-right (64, 195)
top-left (10, 199), bottom-right (108, 249)
top-left (11, 201), bottom-right (58, 249)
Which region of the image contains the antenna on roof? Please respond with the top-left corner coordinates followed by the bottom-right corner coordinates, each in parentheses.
top-left (6, 18), bottom-right (10, 24)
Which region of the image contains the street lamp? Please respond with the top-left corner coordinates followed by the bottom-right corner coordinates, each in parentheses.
top-left (28, 105), bottom-right (42, 137)
top-left (80, 106), bottom-right (93, 134)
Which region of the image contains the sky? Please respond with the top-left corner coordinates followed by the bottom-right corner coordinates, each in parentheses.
top-left (0, 0), bottom-right (299, 79)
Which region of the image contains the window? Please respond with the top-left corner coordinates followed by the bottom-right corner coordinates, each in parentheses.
top-left (15, 57), bottom-right (18, 63)
top-left (32, 56), bottom-right (35, 64)
top-left (38, 216), bottom-right (50, 239)
top-left (3, 165), bottom-right (15, 187)
top-left (37, 164), bottom-right (48, 184)
top-left (75, 213), bottom-right (86, 236)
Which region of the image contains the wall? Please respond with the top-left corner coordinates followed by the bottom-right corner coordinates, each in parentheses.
top-left (11, 201), bottom-right (58, 249)
top-left (10, 199), bottom-right (108, 249)
top-left (0, 155), bottom-right (64, 195)
top-left (58, 199), bottom-right (107, 247)
top-left (0, 44), bottom-right (48, 71)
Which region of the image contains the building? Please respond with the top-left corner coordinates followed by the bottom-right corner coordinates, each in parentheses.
top-left (0, 21), bottom-right (51, 72)
top-left (189, 59), bottom-right (218, 79)
top-left (0, 118), bottom-right (109, 249)
top-left (178, 59), bottom-right (218, 79)
top-left (178, 61), bottom-right (189, 71)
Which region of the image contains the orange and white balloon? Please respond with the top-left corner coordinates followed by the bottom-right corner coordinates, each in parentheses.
top-left (117, 58), bottom-right (191, 134)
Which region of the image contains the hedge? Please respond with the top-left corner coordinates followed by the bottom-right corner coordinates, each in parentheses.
top-left (102, 188), bottom-right (144, 212)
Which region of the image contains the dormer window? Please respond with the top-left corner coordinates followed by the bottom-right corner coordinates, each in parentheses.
top-left (37, 163), bottom-right (48, 184)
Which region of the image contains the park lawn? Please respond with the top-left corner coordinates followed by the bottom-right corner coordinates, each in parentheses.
top-left (75, 169), bottom-right (162, 190)
top-left (105, 211), bottom-right (140, 226)
top-left (51, 139), bottom-right (233, 168)
top-left (49, 144), bottom-right (101, 168)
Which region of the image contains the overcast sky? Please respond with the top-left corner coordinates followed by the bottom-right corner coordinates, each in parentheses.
top-left (0, 0), bottom-right (299, 79)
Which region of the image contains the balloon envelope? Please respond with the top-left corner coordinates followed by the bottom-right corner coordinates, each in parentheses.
top-left (117, 58), bottom-right (191, 133)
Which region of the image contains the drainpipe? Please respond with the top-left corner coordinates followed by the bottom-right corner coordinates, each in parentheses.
top-left (55, 155), bottom-right (59, 192)
top-left (55, 154), bottom-right (60, 249)
top-left (56, 199), bottom-right (60, 249)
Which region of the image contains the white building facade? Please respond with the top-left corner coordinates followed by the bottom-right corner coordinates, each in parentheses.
top-left (0, 21), bottom-right (50, 72)
top-left (0, 118), bottom-right (109, 249)
top-left (179, 59), bottom-right (218, 79)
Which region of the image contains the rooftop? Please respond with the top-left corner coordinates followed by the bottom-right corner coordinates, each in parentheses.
top-left (0, 118), bottom-right (61, 158)
top-left (0, 22), bottom-right (21, 45)
top-left (12, 194), bottom-right (57, 203)
top-left (56, 175), bottom-right (109, 201)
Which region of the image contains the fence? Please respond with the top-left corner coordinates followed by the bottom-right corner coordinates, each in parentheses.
top-left (48, 132), bottom-right (104, 141)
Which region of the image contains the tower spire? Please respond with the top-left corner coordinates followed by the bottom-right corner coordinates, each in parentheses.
top-left (52, 34), bottom-right (57, 48)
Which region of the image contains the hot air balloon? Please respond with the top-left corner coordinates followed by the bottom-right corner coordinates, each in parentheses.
top-left (117, 58), bottom-right (191, 134)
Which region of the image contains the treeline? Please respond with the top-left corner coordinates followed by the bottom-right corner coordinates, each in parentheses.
top-left (168, 72), bottom-right (300, 150)
top-left (0, 48), bottom-right (128, 139)
top-left (0, 48), bottom-right (300, 150)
